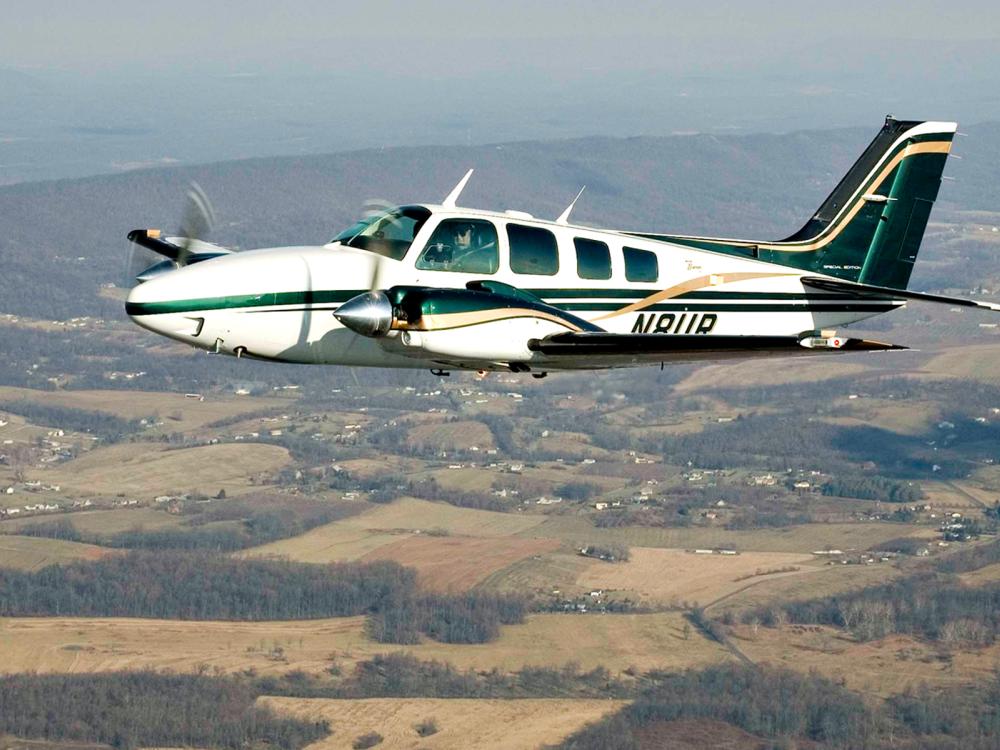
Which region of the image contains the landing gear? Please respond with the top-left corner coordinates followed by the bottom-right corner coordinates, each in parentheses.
top-left (430, 368), bottom-right (450, 377)
top-left (531, 372), bottom-right (548, 379)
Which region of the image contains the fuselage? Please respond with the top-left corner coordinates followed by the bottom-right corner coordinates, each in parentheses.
top-left (125, 204), bottom-right (902, 371)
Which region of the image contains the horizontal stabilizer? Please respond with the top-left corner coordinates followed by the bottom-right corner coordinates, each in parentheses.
top-left (801, 276), bottom-right (1000, 313)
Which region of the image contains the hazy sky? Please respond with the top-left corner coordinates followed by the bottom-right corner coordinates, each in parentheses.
top-left (3, 1), bottom-right (1000, 183)
top-left (4, 1), bottom-right (999, 71)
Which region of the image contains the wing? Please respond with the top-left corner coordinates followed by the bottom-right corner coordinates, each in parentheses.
top-left (528, 331), bottom-right (905, 367)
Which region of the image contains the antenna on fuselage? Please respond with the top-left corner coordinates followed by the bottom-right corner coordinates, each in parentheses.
top-left (556, 186), bottom-right (586, 225)
top-left (442, 169), bottom-right (474, 208)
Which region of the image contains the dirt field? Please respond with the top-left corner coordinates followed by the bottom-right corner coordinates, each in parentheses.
top-left (709, 561), bottom-right (906, 616)
top-left (407, 420), bottom-right (495, 451)
top-left (31, 442), bottom-right (290, 497)
top-left (0, 535), bottom-right (109, 570)
top-left (674, 359), bottom-right (872, 393)
top-left (0, 386), bottom-right (290, 434)
top-left (1, 507), bottom-right (183, 536)
top-left (0, 612), bottom-right (731, 676)
top-left (247, 498), bottom-right (549, 564)
top-left (260, 697), bottom-right (626, 750)
top-left (521, 517), bottom-right (931, 554)
top-left (734, 623), bottom-right (1000, 696)
top-left (359, 535), bottom-right (560, 592)
top-left (576, 547), bottom-right (819, 608)
top-left (923, 344), bottom-right (1000, 384)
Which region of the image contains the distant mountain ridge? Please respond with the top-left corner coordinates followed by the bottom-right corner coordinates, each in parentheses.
top-left (1, 122), bottom-right (998, 320)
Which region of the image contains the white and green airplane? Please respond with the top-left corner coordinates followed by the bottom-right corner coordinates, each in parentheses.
top-left (125, 117), bottom-right (998, 376)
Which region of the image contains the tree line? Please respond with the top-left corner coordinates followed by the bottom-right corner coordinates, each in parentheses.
top-left (0, 551), bottom-right (525, 643)
top-left (0, 672), bottom-right (328, 750)
top-left (744, 573), bottom-right (1000, 645)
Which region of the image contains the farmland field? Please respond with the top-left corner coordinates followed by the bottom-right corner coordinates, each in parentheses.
top-left (1, 506), bottom-right (184, 535)
top-left (247, 498), bottom-right (549, 564)
top-left (407, 420), bottom-right (495, 451)
top-left (0, 386), bottom-right (290, 433)
top-left (0, 612), bottom-right (731, 676)
top-left (0, 535), bottom-right (109, 570)
top-left (575, 547), bottom-right (819, 607)
top-left (31, 442), bottom-right (291, 497)
top-left (359, 535), bottom-right (560, 592)
top-left (520, 517), bottom-right (932, 553)
top-left (260, 697), bottom-right (628, 750)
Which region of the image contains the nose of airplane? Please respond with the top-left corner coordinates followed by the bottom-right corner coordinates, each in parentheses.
top-left (125, 266), bottom-right (208, 339)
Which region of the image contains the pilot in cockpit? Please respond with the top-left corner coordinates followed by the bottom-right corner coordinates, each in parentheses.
top-left (417, 219), bottom-right (499, 274)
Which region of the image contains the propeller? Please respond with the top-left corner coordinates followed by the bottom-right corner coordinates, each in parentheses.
top-left (124, 182), bottom-right (219, 288)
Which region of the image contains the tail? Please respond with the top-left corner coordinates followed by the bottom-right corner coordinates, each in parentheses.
top-left (636, 117), bottom-right (957, 290)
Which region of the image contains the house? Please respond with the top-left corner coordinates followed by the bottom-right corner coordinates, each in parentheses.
top-left (594, 502), bottom-right (609, 511)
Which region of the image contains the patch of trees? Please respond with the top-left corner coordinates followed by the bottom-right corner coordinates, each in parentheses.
top-left (0, 400), bottom-right (149, 443)
top-left (886, 673), bottom-right (1000, 749)
top-left (724, 507), bottom-right (812, 530)
top-left (0, 551), bottom-right (526, 644)
top-left (822, 476), bottom-right (923, 503)
top-left (368, 592), bottom-right (526, 644)
top-left (658, 413), bottom-right (970, 479)
top-left (405, 478), bottom-right (509, 512)
top-left (255, 653), bottom-right (632, 700)
top-left (554, 663), bottom-right (874, 750)
top-left (557, 482), bottom-right (600, 501)
top-left (579, 543), bottom-right (630, 562)
top-left (0, 551), bottom-right (413, 621)
top-left (936, 538), bottom-right (1000, 574)
top-left (746, 573), bottom-right (1000, 645)
top-left (0, 672), bottom-right (328, 750)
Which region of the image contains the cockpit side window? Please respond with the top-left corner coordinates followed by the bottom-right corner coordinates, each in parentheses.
top-left (331, 206), bottom-right (432, 261)
top-left (415, 219), bottom-right (499, 274)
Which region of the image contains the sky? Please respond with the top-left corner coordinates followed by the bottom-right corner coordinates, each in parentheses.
top-left (3, 1), bottom-right (1000, 183)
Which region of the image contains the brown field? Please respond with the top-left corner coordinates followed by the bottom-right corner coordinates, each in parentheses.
top-left (0, 386), bottom-right (290, 433)
top-left (0, 612), bottom-right (731, 676)
top-left (709, 561), bottom-right (906, 616)
top-left (407, 420), bottom-right (495, 451)
top-left (477, 551), bottom-right (594, 597)
top-left (0, 535), bottom-right (109, 570)
top-left (246, 498), bottom-right (549, 565)
top-left (734, 623), bottom-right (1000, 696)
top-left (31, 442), bottom-right (291, 497)
top-left (520, 517), bottom-right (931, 554)
top-left (674, 359), bottom-right (872, 393)
top-left (576, 547), bottom-right (818, 608)
top-left (1, 506), bottom-right (184, 536)
top-left (260, 697), bottom-right (627, 750)
top-left (360, 535), bottom-right (560, 592)
top-left (923, 344), bottom-right (1000, 384)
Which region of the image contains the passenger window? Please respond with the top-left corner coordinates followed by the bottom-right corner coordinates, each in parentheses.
top-left (624, 247), bottom-right (659, 283)
top-left (574, 238), bottom-right (611, 280)
top-left (415, 219), bottom-right (499, 274)
top-left (508, 224), bottom-right (559, 276)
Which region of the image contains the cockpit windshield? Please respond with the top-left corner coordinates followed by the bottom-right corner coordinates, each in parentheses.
top-left (331, 205), bottom-right (432, 261)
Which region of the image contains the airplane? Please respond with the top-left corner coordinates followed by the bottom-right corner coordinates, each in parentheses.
top-left (124, 117), bottom-right (999, 377)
